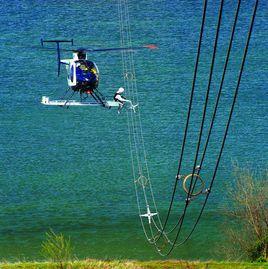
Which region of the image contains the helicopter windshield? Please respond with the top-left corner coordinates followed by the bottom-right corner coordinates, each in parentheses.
top-left (74, 60), bottom-right (99, 90)
top-left (77, 60), bottom-right (98, 75)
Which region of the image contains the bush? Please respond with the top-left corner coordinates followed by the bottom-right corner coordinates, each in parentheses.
top-left (222, 165), bottom-right (267, 261)
top-left (41, 229), bottom-right (73, 269)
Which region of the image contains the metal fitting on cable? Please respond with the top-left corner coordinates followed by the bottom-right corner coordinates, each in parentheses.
top-left (205, 188), bottom-right (211, 194)
top-left (195, 165), bottom-right (201, 171)
top-left (185, 197), bottom-right (191, 205)
top-left (176, 174), bottom-right (182, 180)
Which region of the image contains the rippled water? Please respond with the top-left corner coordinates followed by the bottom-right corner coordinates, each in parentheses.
top-left (0, 0), bottom-right (267, 261)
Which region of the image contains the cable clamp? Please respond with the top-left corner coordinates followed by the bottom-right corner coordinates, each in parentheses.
top-left (185, 197), bottom-right (191, 205)
top-left (176, 174), bottom-right (183, 180)
top-left (195, 165), bottom-right (201, 171)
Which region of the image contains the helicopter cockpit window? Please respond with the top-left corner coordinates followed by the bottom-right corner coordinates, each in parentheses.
top-left (77, 62), bottom-right (90, 76)
top-left (73, 60), bottom-right (99, 90)
top-left (86, 61), bottom-right (99, 76)
top-left (75, 61), bottom-right (96, 83)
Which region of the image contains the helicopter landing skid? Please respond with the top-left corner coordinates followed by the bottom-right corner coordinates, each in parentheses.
top-left (41, 96), bottom-right (119, 108)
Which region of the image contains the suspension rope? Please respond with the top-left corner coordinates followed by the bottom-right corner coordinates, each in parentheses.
top-left (118, 0), bottom-right (162, 243)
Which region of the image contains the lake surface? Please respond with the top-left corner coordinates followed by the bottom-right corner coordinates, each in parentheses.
top-left (0, 0), bottom-right (267, 261)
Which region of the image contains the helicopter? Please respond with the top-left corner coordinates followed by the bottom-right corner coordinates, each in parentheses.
top-left (40, 39), bottom-right (157, 108)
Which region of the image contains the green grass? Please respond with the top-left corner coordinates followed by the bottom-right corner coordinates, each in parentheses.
top-left (0, 259), bottom-right (267, 269)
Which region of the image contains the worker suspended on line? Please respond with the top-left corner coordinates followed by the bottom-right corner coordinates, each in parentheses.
top-left (113, 87), bottom-right (138, 113)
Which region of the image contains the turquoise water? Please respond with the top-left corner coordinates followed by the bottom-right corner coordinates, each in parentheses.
top-left (0, 0), bottom-right (267, 261)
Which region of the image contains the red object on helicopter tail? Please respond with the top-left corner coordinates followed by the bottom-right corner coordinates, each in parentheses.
top-left (144, 44), bottom-right (158, 49)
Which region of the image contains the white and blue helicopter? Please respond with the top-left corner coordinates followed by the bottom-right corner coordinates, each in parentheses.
top-left (40, 39), bottom-right (157, 109)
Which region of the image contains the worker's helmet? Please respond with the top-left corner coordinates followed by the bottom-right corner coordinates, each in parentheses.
top-left (117, 87), bottom-right (125, 94)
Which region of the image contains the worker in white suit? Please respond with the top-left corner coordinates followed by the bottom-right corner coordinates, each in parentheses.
top-left (113, 87), bottom-right (137, 114)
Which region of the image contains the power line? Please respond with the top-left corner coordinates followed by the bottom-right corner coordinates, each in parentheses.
top-left (118, 0), bottom-right (259, 256)
top-left (156, 0), bottom-right (209, 243)
top-left (176, 0), bottom-right (259, 246)
top-left (159, 0), bottom-right (226, 255)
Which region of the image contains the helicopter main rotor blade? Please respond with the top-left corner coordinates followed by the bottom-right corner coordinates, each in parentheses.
top-left (19, 44), bottom-right (157, 53)
top-left (83, 44), bottom-right (158, 53)
top-left (57, 44), bottom-right (157, 53)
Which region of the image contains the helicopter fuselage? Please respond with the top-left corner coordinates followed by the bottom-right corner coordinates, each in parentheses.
top-left (61, 52), bottom-right (99, 93)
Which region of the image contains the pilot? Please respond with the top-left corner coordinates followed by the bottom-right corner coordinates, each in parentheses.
top-left (76, 62), bottom-right (95, 87)
top-left (114, 87), bottom-right (137, 114)
top-left (77, 50), bottom-right (86, 60)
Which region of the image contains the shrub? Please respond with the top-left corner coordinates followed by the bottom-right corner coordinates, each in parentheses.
top-left (223, 165), bottom-right (267, 261)
top-left (41, 229), bottom-right (73, 269)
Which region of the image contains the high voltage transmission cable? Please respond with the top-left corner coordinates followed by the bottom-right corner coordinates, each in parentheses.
top-left (161, 0), bottom-right (259, 251)
top-left (156, 0), bottom-right (209, 242)
top-left (117, 0), bottom-right (259, 256)
top-left (189, 0), bottom-right (242, 202)
top-left (155, 0), bottom-right (226, 255)
top-left (184, 0), bottom-right (259, 243)
top-left (168, 0), bottom-right (242, 246)
top-left (164, 0), bottom-right (258, 252)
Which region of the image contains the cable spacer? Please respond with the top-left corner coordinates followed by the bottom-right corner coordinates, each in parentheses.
top-left (125, 72), bottom-right (134, 80)
top-left (183, 173), bottom-right (205, 196)
top-left (135, 175), bottom-right (148, 187)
